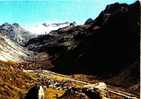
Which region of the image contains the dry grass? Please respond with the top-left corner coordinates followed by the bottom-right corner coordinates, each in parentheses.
top-left (0, 62), bottom-right (65, 99)
top-left (45, 88), bottom-right (64, 99)
top-left (0, 62), bottom-right (38, 99)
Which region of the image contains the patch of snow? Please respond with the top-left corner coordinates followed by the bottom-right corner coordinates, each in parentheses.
top-left (25, 22), bottom-right (71, 35)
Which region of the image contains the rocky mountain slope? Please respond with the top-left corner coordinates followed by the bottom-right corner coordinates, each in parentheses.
top-left (26, 1), bottom-right (139, 73)
top-left (0, 23), bottom-right (35, 45)
top-left (0, 33), bottom-right (30, 62)
top-left (26, 1), bottom-right (140, 95)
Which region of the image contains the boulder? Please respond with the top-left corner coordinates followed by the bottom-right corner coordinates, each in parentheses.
top-left (25, 85), bottom-right (44, 99)
top-left (83, 82), bottom-right (109, 99)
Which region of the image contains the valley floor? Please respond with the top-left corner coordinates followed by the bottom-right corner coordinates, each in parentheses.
top-left (0, 62), bottom-right (139, 99)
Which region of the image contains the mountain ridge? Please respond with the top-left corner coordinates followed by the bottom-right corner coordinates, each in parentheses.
top-left (0, 23), bottom-right (35, 45)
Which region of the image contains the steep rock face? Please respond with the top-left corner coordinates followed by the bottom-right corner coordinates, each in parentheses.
top-left (26, 1), bottom-right (140, 76)
top-left (0, 34), bottom-right (30, 62)
top-left (0, 23), bottom-right (34, 45)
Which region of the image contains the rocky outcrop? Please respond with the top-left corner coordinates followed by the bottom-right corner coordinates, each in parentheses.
top-left (0, 23), bottom-right (34, 45)
top-left (58, 82), bottom-right (109, 99)
top-left (26, 1), bottom-right (140, 76)
top-left (84, 18), bottom-right (94, 25)
top-left (25, 85), bottom-right (44, 99)
top-left (83, 82), bottom-right (109, 99)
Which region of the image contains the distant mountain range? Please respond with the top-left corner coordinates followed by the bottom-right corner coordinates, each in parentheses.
top-left (0, 21), bottom-right (76, 63)
top-left (0, 22), bottom-right (74, 45)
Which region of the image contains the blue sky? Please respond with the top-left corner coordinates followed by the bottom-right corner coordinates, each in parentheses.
top-left (0, 0), bottom-right (136, 27)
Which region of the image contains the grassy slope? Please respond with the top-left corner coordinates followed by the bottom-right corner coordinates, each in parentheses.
top-left (0, 62), bottom-right (66, 99)
top-left (0, 62), bottom-right (37, 99)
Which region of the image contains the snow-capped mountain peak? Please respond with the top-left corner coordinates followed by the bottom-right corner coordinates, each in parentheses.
top-left (26, 22), bottom-right (74, 35)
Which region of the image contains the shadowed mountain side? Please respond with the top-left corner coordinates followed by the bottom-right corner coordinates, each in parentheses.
top-left (26, 1), bottom-right (140, 76)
